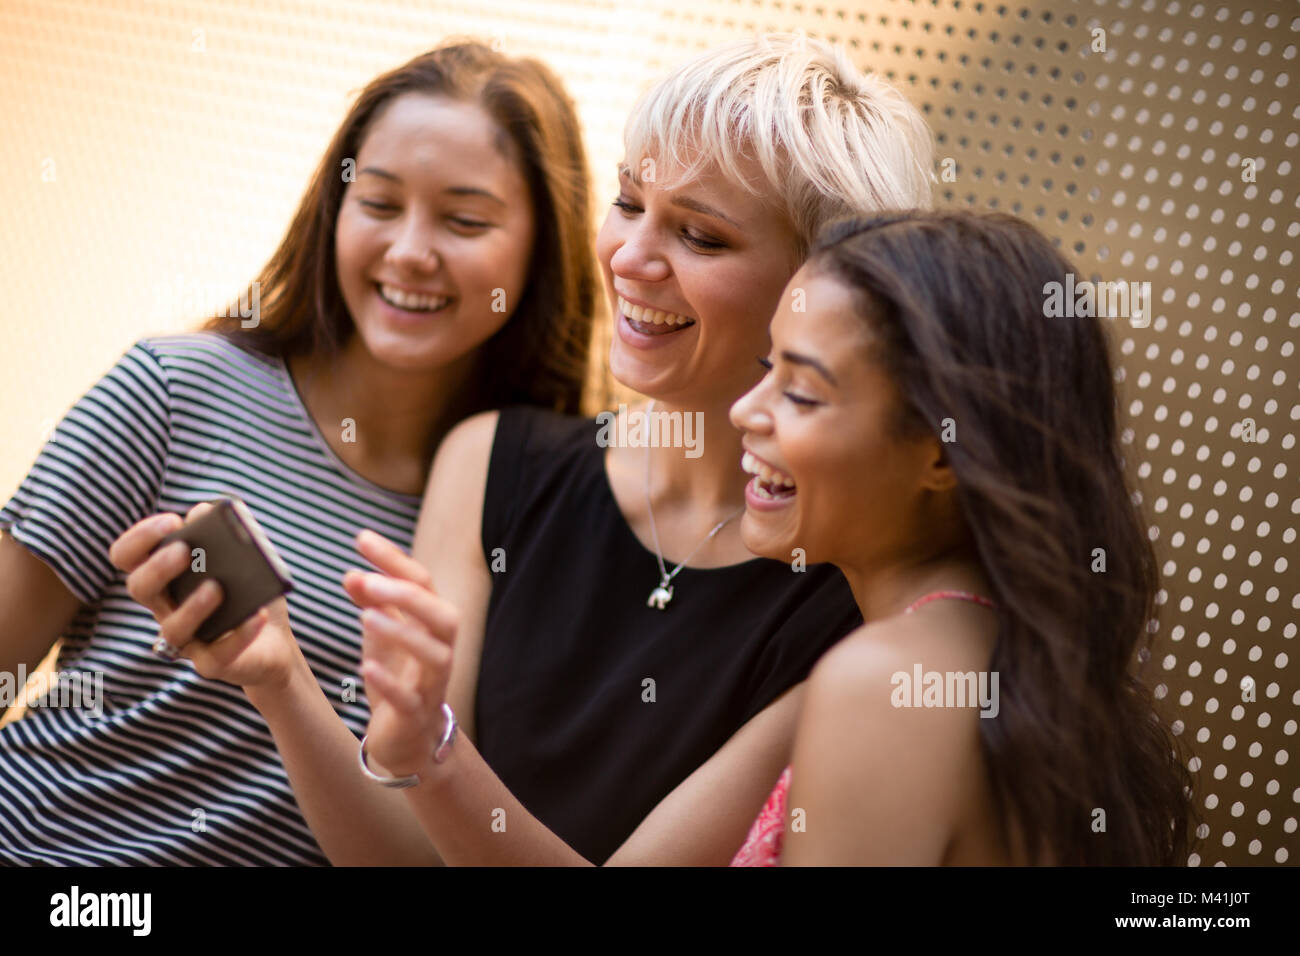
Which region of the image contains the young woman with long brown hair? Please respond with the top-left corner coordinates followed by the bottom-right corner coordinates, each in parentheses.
top-left (0, 40), bottom-right (598, 865)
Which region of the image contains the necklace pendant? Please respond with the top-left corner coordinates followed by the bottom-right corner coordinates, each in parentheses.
top-left (647, 580), bottom-right (674, 610)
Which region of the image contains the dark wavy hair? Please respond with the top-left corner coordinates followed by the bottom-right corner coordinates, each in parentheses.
top-left (808, 210), bottom-right (1196, 866)
top-left (206, 40), bottom-right (598, 415)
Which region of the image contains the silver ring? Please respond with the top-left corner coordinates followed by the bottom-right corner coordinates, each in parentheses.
top-left (152, 636), bottom-right (182, 661)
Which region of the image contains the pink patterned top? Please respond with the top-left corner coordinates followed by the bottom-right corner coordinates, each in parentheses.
top-left (728, 589), bottom-right (996, 867)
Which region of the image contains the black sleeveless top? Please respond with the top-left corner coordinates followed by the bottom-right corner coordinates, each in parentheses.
top-left (476, 407), bottom-right (862, 864)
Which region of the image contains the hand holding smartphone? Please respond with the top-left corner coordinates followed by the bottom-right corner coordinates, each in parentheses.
top-left (155, 498), bottom-right (293, 643)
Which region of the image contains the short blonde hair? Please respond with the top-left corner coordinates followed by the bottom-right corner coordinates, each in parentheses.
top-left (623, 33), bottom-right (935, 257)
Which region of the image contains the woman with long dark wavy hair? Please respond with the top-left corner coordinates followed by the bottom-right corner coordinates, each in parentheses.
top-left (729, 209), bottom-right (1195, 865)
top-left (0, 40), bottom-right (598, 865)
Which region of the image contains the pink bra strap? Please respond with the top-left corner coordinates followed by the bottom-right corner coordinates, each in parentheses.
top-left (903, 589), bottom-right (997, 614)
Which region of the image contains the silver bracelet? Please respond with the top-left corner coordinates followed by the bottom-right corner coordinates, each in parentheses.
top-left (357, 702), bottom-right (459, 789)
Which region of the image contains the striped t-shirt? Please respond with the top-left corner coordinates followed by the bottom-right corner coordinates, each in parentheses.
top-left (0, 333), bottom-right (422, 865)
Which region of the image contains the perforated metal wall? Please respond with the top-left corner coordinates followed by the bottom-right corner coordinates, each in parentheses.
top-left (0, 1), bottom-right (1294, 866)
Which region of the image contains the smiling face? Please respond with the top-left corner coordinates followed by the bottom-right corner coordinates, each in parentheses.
top-left (729, 265), bottom-right (952, 571)
top-left (334, 93), bottom-right (536, 373)
top-left (595, 156), bottom-right (801, 406)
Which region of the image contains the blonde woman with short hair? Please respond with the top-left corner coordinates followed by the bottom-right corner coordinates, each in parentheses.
top-left (117, 33), bottom-right (936, 866)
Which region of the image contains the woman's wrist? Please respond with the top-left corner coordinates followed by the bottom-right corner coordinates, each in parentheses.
top-left (360, 703), bottom-right (460, 787)
top-left (245, 650), bottom-right (317, 716)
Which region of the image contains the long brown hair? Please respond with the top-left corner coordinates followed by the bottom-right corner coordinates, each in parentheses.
top-left (206, 40), bottom-right (597, 415)
top-left (810, 210), bottom-right (1196, 865)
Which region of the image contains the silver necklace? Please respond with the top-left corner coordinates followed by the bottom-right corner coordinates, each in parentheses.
top-left (642, 401), bottom-right (744, 610)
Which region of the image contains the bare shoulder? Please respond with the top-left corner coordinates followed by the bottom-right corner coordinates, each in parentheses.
top-left (800, 607), bottom-right (998, 766)
top-left (425, 410), bottom-right (501, 498)
top-left (824, 600), bottom-right (998, 681)
top-left (804, 621), bottom-right (914, 708)
top-left (414, 410), bottom-right (500, 571)
top-left (783, 607), bottom-right (1000, 863)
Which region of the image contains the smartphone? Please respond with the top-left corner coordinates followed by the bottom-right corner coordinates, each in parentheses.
top-left (155, 497), bottom-right (294, 643)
